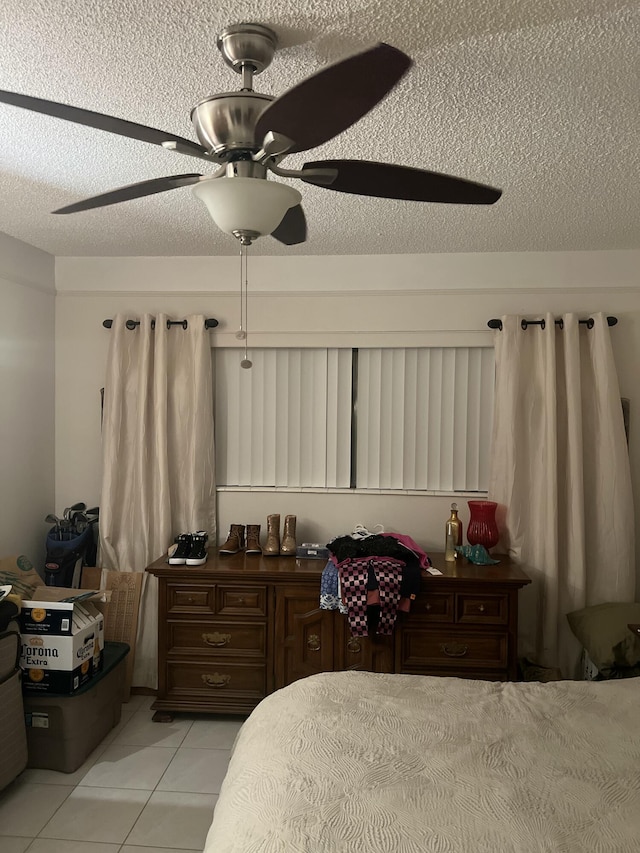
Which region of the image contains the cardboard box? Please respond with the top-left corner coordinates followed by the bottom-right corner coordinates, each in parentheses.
top-left (20, 587), bottom-right (108, 694)
top-left (81, 568), bottom-right (143, 702)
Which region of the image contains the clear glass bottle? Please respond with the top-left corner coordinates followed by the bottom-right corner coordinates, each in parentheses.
top-left (445, 502), bottom-right (462, 561)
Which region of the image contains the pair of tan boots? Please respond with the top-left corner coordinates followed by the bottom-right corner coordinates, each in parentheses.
top-left (219, 514), bottom-right (297, 556)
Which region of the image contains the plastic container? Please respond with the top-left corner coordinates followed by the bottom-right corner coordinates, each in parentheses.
top-left (23, 641), bottom-right (129, 772)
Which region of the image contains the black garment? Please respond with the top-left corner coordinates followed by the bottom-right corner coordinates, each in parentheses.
top-left (328, 534), bottom-right (424, 633)
top-left (327, 534), bottom-right (420, 566)
top-left (327, 534), bottom-right (422, 599)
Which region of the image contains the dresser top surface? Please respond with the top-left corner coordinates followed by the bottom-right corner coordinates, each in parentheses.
top-left (146, 549), bottom-right (531, 586)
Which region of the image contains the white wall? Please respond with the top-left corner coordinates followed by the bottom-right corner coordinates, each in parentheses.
top-left (0, 231), bottom-right (55, 569)
top-left (55, 250), bottom-right (640, 588)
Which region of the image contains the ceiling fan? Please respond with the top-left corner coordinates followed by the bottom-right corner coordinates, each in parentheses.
top-left (0, 23), bottom-right (502, 246)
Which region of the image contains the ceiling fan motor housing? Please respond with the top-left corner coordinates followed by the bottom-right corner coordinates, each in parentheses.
top-left (192, 24), bottom-right (278, 159)
top-left (190, 91), bottom-right (274, 157)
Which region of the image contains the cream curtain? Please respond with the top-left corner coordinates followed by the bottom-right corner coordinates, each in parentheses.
top-left (489, 312), bottom-right (634, 677)
top-left (100, 313), bottom-right (216, 688)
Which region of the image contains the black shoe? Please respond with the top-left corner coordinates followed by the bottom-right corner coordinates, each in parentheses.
top-left (168, 533), bottom-right (192, 565)
top-left (186, 531), bottom-right (208, 566)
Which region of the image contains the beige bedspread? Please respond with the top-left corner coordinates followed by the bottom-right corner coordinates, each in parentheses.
top-left (205, 671), bottom-right (640, 852)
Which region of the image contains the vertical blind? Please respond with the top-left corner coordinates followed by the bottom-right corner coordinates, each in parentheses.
top-left (356, 348), bottom-right (494, 490)
top-left (214, 348), bottom-right (352, 487)
top-left (214, 346), bottom-right (494, 491)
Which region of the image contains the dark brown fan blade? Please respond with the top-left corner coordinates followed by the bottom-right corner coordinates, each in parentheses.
top-left (271, 204), bottom-right (307, 245)
top-left (255, 43), bottom-right (411, 155)
top-left (301, 160), bottom-right (502, 204)
top-left (52, 174), bottom-right (203, 214)
top-left (0, 90), bottom-right (211, 161)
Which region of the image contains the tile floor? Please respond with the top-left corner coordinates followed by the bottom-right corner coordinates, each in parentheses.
top-left (0, 694), bottom-right (246, 853)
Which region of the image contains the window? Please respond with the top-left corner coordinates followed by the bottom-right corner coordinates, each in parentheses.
top-left (214, 347), bottom-right (494, 492)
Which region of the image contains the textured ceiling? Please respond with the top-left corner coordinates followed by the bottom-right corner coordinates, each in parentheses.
top-left (0, 0), bottom-right (638, 257)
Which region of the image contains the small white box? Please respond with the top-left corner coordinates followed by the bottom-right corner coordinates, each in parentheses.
top-left (581, 648), bottom-right (601, 681)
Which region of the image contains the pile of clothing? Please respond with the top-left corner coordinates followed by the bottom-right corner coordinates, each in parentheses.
top-left (320, 527), bottom-right (431, 637)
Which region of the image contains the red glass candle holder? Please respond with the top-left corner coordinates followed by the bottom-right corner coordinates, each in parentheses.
top-left (466, 500), bottom-right (499, 550)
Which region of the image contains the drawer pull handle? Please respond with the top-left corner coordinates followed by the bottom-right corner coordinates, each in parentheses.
top-left (441, 642), bottom-right (469, 658)
top-left (425, 603), bottom-right (432, 611)
top-left (187, 597), bottom-right (195, 604)
top-left (201, 672), bottom-right (231, 688)
top-left (202, 632), bottom-right (231, 647)
top-left (307, 634), bottom-right (321, 651)
top-left (478, 604), bottom-right (486, 613)
top-left (238, 597), bottom-right (245, 606)
top-left (347, 637), bottom-right (361, 654)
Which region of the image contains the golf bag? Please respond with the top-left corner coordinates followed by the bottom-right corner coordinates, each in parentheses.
top-left (44, 504), bottom-right (100, 587)
top-left (44, 526), bottom-right (92, 587)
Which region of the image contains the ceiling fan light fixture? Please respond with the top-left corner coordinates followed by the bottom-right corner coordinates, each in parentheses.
top-left (193, 176), bottom-right (301, 240)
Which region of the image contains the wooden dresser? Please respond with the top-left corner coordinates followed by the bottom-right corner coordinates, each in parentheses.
top-left (146, 550), bottom-right (530, 720)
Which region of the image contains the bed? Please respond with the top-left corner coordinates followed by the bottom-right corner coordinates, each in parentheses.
top-left (204, 671), bottom-right (640, 852)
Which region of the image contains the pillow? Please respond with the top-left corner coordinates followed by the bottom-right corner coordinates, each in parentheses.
top-left (567, 602), bottom-right (640, 676)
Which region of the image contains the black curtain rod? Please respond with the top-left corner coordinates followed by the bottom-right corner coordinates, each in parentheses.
top-left (487, 316), bottom-right (617, 331)
top-left (103, 318), bottom-right (219, 330)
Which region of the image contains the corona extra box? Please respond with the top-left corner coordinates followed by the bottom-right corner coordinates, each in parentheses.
top-left (20, 587), bottom-right (106, 694)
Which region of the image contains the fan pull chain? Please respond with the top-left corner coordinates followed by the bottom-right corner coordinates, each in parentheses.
top-left (235, 243), bottom-right (246, 341)
top-left (240, 243), bottom-right (252, 369)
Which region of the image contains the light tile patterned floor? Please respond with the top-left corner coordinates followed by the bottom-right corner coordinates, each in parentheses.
top-left (0, 694), bottom-right (245, 853)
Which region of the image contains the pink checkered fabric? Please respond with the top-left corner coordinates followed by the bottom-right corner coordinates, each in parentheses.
top-left (375, 558), bottom-right (404, 634)
top-left (338, 556), bottom-right (405, 637)
top-left (338, 558), bottom-right (369, 636)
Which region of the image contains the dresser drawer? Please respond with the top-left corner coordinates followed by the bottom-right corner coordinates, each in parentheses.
top-left (217, 585), bottom-right (267, 616)
top-left (398, 629), bottom-right (508, 670)
top-left (167, 583), bottom-right (215, 614)
top-left (167, 620), bottom-right (267, 657)
top-left (456, 593), bottom-right (508, 625)
top-left (410, 593), bottom-right (454, 621)
top-left (166, 661), bottom-right (266, 700)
